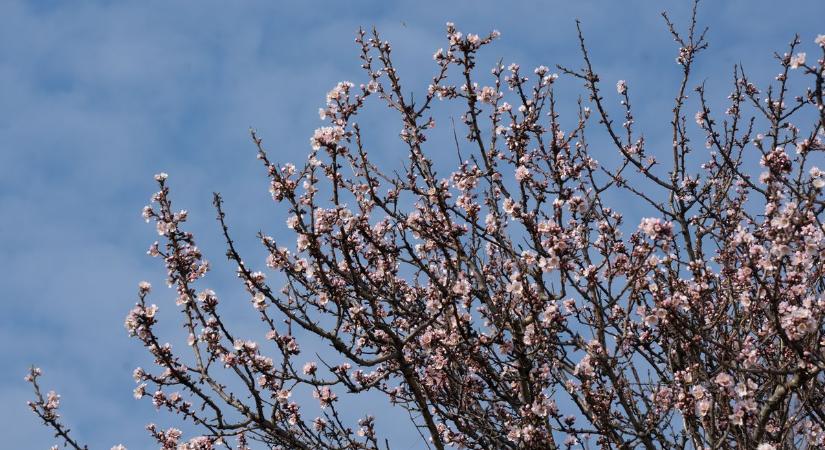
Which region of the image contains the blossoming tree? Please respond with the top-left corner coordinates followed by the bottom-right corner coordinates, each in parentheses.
top-left (28, 4), bottom-right (825, 449)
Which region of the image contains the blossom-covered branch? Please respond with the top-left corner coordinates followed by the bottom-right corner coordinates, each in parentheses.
top-left (29, 2), bottom-right (825, 449)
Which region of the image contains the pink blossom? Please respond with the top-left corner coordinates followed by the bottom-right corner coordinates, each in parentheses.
top-left (789, 52), bottom-right (806, 69)
top-left (303, 362), bottom-right (317, 376)
top-left (314, 386), bottom-right (337, 409)
top-left (638, 217), bottom-right (672, 239)
top-left (310, 126), bottom-right (345, 150)
top-left (714, 372), bottom-right (734, 390)
top-left (515, 165), bottom-right (530, 181)
top-left (478, 85), bottom-right (499, 104)
top-left (695, 110), bottom-right (705, 126)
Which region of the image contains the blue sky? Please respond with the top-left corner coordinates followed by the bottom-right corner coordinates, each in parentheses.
top-left (2, 0), bottom-right (824, 448)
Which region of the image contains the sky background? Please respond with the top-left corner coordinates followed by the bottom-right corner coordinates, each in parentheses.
top-left (2, 0), bottom-right (824, 448)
